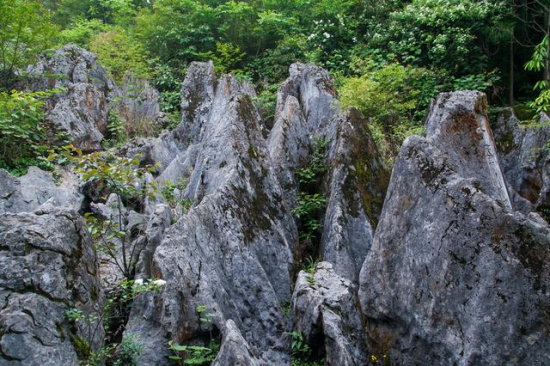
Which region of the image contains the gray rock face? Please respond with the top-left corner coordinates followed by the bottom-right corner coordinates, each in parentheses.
top-left (321, 109), bottom-right (388, 281)
top-left (493, 109), bottom-right (550, 214)
top-left (27, 45), bottom-right (115, 151)
top-left (268, 63), bottom-right (388, 281)
top-left (359, 91), bottom-right (550, 365)
top-left (292, 262), bottom-right (366, 366)
top-left (0, 208), bottom-right (103, 366)
top-left (124, 65), bottom-right (297, 365)
top-left (0, 167), bottom-right (82, 214)
top-left (116, 74), bottom-right (168, 131)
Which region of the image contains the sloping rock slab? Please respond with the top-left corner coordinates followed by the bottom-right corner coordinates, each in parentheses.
top-left (27, 45), bottom-right (115, 151)
top-left (359, 91), bottom-right (550, 365)
top-left (493, 109), bottom-right (550, 214)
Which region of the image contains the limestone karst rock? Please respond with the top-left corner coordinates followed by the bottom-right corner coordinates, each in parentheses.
top-left (26, 45), bottom-right (115, 151)
top-left (268, 63), bottom-right (389, 281)
top-left (292, 262), bottom-right (366, 365)
top-left (359, 91), bottom-right (550, 365)
top-left (116, 74), bottom-right (169, 131)
top-left (124, 66), bottom-right (297, 365)
top-left (0, 167), bottom-right (82, 214)
top-left (124, 62), bottom-right (387, 364)
top-left (492, 109), bottom-right (550, 214)
top-left (4, 44), bottom-right (550, 366)
top-left (0, 208), bottom-right (103, 366)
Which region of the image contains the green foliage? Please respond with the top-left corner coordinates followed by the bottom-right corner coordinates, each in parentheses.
top-left (296, 138), bottom-right (328, 186)
top-left (289, 331), bottom-right (311, 359)
top-left (0, 89), bottom-right (61, 175)
top-left (113, 335), bottom-right (142, 366)
top-left (368, 0), bottom-right (505, 79)
top-left (57, 18), bottom-right (107, 48)
top-left (303, 257), bottom-right (317, 286)
top-left (51, 146), bottom-right (159, 279)
top-left (66, 278), bottom-right (161, 366)
top-left (293, 138), bottom-right (328, 242)
top-left (252, 83), bottom-right (279, 127)
top-left (90, 27), bottom-right (151, 83)
top-left (209, 41), bottom-right (246, 75)
top-left (168, 341), bottom-right (219, 365)
top-left (168, 305), bottom-right (219, 365)
top-left (339, 62), bottom-right (434, 163)
top-left (103, 109), bottom-right (127, 148)
top-left (158, 178), bottom-right (193, 215)
top-left (0, 0), bottom-right (59, 87)
top-left (525, 36), bottom-right (549, 114)
top-left (340, 62), bottom-right (436, 125)
top-left (287, 331), bottom-right (323, 366)
top-left (292, 193), bottom-right (326, 241)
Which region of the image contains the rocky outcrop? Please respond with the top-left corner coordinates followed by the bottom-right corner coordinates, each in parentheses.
top-left (493, 109), bottom-right (550, 214)
top-left (268, 63), bottom-right (389, 281)
top-left (26, 45), bottom-right (115, 151)
top-left (359, 91), bottom-right (550, 365)
top-left (0, 208), bottom-right (103, 365)
top-left (0, 167), bottom-right (82, 214)
top-left (321, 109), bottom-right (388, 281)
top-left (292, 262), bottom-right (366, 366)
top-left (124, 65), bottom-right (297, 365)
top-left (116, 74), bottom-right (169, 132)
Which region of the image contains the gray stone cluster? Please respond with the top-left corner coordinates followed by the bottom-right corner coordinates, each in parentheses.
top-left (1, 46), bottom-right (549, 365)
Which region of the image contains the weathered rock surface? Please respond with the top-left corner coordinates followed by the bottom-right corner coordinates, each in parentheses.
top-left (0, 208), bottom-right (103, 365)
top-left (0, 167), bottom-right (82, 214)
top-left (124, 64), bottom-right (297, 365)
top-left (359, 91), bottom-right (550, 365)
top-left (493, 109), bottom-right (550, 214)
top-left (292, 262), bottom-right (366, 366)
top-left (116, 74), bottom-right (169, 131)
top-left (27, 45), bottom-right (115, 151)
top-left (321, 109), bottom-right (388, 281)
top-left (268, 63), bottom-right (388, 281)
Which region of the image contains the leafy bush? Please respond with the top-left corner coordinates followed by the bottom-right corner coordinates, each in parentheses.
top-left (51, 147), bottom-right (159, 279)
top-left (57, 18), bottom-right (107, 48)
top-left (339, 62), bottom-right (435, 163)
top-left (90, 27), bottom-right (151, 84)
top-left (113, 335), bottom-right (142, 366)
top-left (292, 193), bottom-right (327, 241)
top-left (0, 90), bottom-right (60, 175)
top-left (0, 0), bottom-right (58, 88)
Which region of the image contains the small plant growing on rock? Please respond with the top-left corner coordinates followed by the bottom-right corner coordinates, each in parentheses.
top-left (157, 177), bottom-right (193, 215)
top-left (50, 146), bottom-right (159, 280)
top-left (292, 193), bottom-right (327, 241)
top-left (287, 331), bottom-right (324, 366)
top-left (168, 306), bottom-right (220, 365)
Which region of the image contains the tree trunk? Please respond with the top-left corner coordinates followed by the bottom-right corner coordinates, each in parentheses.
top-left (509, 31), bottom-right (514, 106)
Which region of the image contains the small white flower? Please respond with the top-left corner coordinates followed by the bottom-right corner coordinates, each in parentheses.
top-left (134, 279), bottom-right (144, 285)
top-left (323, 32), bottom-right (331, 39)
top-left (153, 279), bottom-right (167, 287)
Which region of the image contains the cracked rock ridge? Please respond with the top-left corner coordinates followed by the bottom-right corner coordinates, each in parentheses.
top-left (359, 91), bottom-right (550, 366)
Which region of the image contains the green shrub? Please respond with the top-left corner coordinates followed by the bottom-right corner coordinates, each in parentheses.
top-left (90, 27), bottom-right (151, 84)
top-left (0, 90), bottom-right (60, 175)
top-left (57, 18), bottom-right (108, 48)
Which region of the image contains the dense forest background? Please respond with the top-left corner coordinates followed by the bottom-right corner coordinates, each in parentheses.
top-left (1, 0), bottom-right (549, 171)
